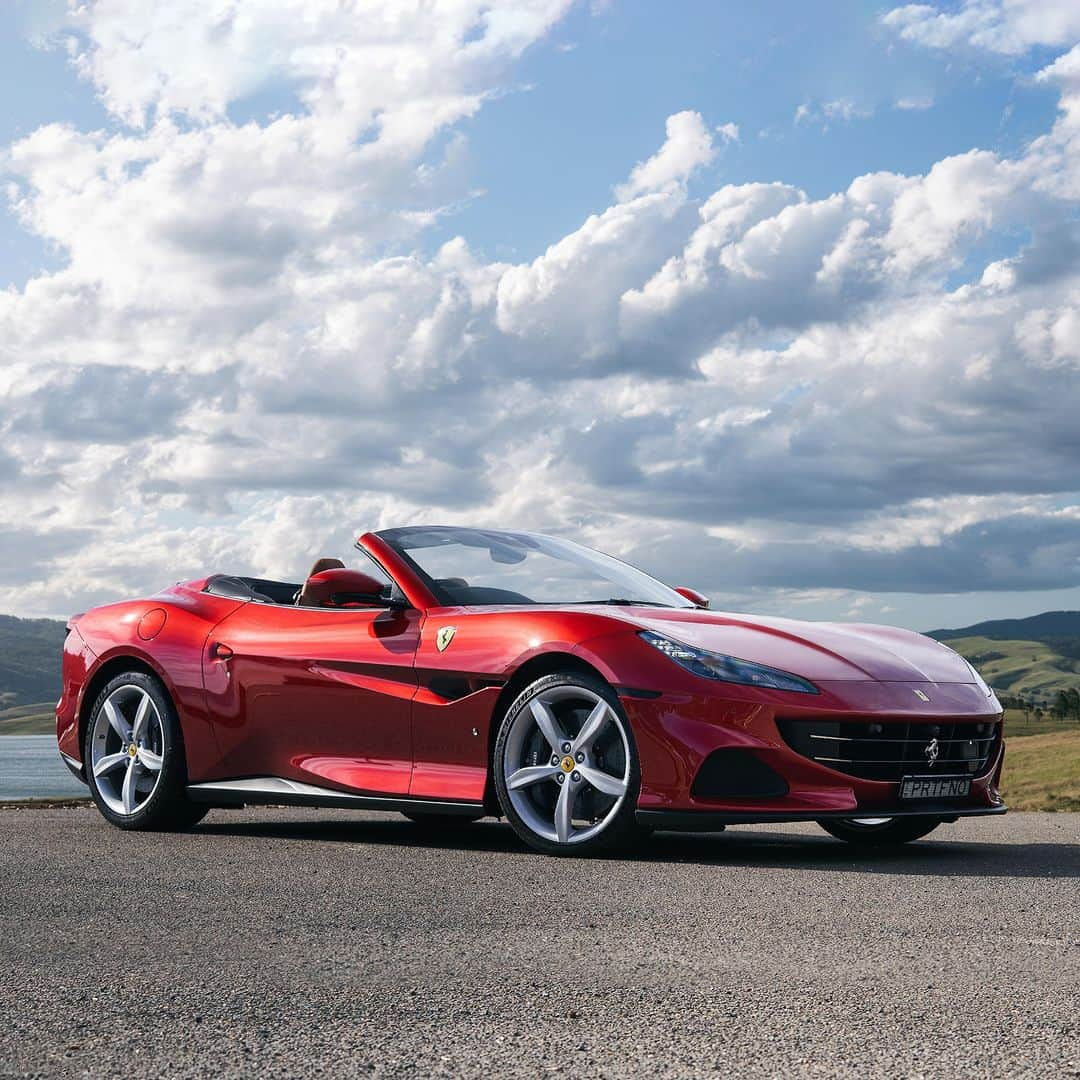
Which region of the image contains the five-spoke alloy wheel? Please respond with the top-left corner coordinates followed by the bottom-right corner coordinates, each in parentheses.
top-left (85, 671), bottom-right (207, 831)
top-left (494, 672), bottom-right (642, 855)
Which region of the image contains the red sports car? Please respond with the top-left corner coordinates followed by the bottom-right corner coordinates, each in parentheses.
top-left (56, 525), bottom-right (1005, 854)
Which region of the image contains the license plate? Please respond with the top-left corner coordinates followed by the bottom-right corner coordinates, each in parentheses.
top-left (899, 775), bottom-right (971, 800)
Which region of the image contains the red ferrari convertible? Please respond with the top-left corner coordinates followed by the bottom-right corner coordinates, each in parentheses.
top-left (56, 525), bottom-right (1005, 854)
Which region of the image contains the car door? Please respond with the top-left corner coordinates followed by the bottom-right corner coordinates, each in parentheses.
top-left (202, 601), bottom-right (422, 795)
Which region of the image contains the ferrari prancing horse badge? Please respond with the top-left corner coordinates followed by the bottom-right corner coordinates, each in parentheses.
top-left (436, 626), bottom-right (457, 652)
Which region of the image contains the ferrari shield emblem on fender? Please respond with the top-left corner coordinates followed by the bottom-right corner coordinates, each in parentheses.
top-left (436, 626), bottom-right (457, 653)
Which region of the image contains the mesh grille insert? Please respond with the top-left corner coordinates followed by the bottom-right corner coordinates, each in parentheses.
top-left (776, 717), bottom-right (1000, 781)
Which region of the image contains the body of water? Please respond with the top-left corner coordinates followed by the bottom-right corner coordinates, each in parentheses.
top-left (0, 735), bottom-right (89, 800)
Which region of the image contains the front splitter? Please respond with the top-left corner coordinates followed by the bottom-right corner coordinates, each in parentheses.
top-left (636, 803), bottom-right (1007, 831)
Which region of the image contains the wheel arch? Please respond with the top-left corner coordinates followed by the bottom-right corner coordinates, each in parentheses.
top-left (482, 650), bottom-right (612, 813)
top-left (78, 653), bottom-right (175, 762)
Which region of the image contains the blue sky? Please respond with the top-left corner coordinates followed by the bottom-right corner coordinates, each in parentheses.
top-left (1, 2), bottom-right (1063, 280)
top-left (443, 1), bottom-right (1062, 261)
top-left (1, 0), bottom-right (1079, 628)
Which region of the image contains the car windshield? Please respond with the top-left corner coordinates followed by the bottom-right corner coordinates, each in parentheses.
top-left (375, 526), bottom-right (694, 608)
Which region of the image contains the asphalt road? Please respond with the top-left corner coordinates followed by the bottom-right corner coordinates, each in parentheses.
top-left (1, 808), bottom-right (1077, 1079)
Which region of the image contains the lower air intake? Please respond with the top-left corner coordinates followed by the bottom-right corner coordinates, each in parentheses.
top-left (691, 749), bottom-right (790, 800)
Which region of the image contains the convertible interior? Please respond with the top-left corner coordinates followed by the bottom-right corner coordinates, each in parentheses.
top-left (203, 556), bottom-right (346, 606)
top-left (203, 574), bottom-right (302, 604)
top-left (203, 558), bottom-right (535, 608)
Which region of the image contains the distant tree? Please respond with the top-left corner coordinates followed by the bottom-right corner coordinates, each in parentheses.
top-left (1067, 688), bottom-right (1080, 722)
top-left (1052, 691), bottom-right (1069, 720)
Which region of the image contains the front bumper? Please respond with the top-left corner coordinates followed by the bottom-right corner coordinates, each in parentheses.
top-left (620, 676), bottom-right (1005, 821)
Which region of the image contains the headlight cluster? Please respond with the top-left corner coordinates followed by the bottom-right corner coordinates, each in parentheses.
top-left (640, 631), bottom-right (819, 694)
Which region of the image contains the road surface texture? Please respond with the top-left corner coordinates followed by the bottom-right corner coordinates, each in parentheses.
top-left (1, 807), bottom-right (1077, 1079)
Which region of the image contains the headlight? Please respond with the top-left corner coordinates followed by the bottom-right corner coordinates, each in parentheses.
top-left (640, 631), bottom-right (819, 694)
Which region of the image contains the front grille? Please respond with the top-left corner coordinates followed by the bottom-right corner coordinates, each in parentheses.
top-left (776, 717), bottom-right (1000, 781)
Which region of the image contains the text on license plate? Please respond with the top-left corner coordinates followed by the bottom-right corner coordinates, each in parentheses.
top-left (899, 775), bottom-right (971, 800)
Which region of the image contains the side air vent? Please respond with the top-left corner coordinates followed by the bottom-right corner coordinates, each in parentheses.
top-left (691, 749), bottom-right (790, 800)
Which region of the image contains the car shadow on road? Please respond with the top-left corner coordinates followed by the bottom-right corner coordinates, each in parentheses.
top-left (194, 813), bottom-right (1080, 880)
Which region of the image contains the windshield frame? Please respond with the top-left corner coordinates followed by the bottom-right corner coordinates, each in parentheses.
top-left (372, 526), bottom-right (695, 610)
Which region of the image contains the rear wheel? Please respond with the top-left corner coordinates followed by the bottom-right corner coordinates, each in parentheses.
top-left (85, 671), bottom-right (207, 831)
top-left (817, 816), bottom-right (942, 846)
top-left (493, 672), bottom-right (642, 856)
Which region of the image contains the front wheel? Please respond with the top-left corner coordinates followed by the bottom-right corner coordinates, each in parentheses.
top-left (817, 816), bottom-right (942, 846)
top-left (85, 671), bottom-right (207, 831)
top-left (493, 672), bottom-right (642, 856)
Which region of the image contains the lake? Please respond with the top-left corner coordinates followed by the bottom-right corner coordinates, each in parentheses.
top-left (0, 735), bottom-right (88, 800)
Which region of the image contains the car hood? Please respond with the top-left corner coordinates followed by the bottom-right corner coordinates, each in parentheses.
top-left (607, 608), bottom-right (974, 683)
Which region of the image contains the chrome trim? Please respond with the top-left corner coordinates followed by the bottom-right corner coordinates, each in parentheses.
top-left (192, 777), bottom-right (361, 798)
top-left (808, 733), bottom-right (994, 744)
top-left (186, 776), bottom-right (483, 815)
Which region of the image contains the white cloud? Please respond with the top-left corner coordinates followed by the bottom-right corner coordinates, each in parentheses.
top-left (614, 110), bottom-right (717, 202)
top-left (883, 1), bottom-right (1080, 56)
top-left (896, 95), bottom-right (935, 110)
top-left (0, 1), bottom-right (1079, 618)
top-left (64, 0), bottom-right (574, 129)
top-left (794, 99), bottom-right (871, 127)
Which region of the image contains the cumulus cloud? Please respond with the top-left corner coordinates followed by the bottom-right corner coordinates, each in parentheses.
top-left (883, 1), bottom-right (1080, 56)
top-left (614, 110), bottom-right (717, 202)
top-left (0, 0), bottom-right (1078, 618)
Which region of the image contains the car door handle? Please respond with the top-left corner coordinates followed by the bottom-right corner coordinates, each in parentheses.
top-left (210, 642), bottom-right (234, 660)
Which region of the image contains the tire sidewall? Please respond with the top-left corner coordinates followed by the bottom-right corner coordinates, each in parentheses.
top-left (84, 671), bottom-right (190, 830)
top-left (493, 671), bottom-right (641, 856)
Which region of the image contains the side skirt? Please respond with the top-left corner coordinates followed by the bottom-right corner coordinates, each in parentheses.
top-left (187, 776), bottom-right (484, 816)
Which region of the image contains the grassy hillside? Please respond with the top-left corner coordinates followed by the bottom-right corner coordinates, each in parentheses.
top-left (0, 703), bottom-right (56, 736)
top-left (1003, 708), bottom-right (1080, 738)
top-left (944, 635), bottom-right (1080, 700)
top-left (999, 729), bottom-right (1080, 811)
top-left (0, 614), bottom-right (66, 708)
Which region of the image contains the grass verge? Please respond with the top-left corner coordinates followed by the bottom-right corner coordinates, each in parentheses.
top-left (1000, 728), bottom-right (1080, 811)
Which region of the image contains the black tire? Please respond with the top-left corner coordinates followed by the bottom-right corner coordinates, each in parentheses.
top-left (493, 671), bottom-right (643, 856)
top-left (402, 812), bottom-right (484, 828)
top-left (84, 671), bottom-right (208, 831)
top-left (817, 816), bottom-right (942, 846)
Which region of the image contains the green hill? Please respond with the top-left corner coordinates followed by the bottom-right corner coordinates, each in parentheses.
top-left (942, 635), bottom-right (1080, 701)
top-left (927, 610), bottom-right (1080, 642)
top-left (0, 614), bottom-right (66, 708)
top-left (0, 702), bottom-right (57, 736)
top-left (927, 610), bottom-right (1080, 708)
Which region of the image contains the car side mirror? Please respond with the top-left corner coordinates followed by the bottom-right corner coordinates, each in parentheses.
top-left (303, 568), bottom-right (398, 608)
top-left (674, 586), bottom-right (710, 609)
